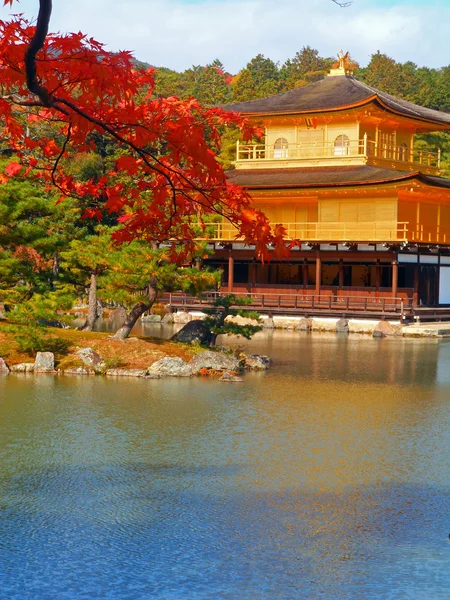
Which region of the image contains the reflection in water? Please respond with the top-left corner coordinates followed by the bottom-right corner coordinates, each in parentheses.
top-left (0, 334), bottom-right (449, 599)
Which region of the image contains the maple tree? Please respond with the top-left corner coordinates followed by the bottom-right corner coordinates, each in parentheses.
top-left (0, 0), bottom-right (286, 261)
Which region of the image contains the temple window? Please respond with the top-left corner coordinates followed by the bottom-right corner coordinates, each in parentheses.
top-left (334, 134), bottom-right (350, 156)
top-left (274, 137), bottom-right (289, 158)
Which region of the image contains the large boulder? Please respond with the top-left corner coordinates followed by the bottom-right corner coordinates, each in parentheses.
top-left (189, 350), bottom-right (240, 375)
top-left (241, 354), bottom-right (272, 371)
top-left (296, 317), bottom-right (313, 331)
top-left (142, 314), bottom-right (162, 323)
top-left (76, 348), bottom-right (105, 372)
top-left (171, 320), bottom-right (212, 345)
top-left (161, 313), bottom-right (174, 324)
top-left (173, 312), bottom-right (192, 325)
top-left (35, 352), bottom-right (55, 373)
top-left (373, 321), bottom-right (395, 337)
top-left (10, 363), bottom-right (35, 373)
top-left (0, 357), bottom-right (10, 373)
top-left (147, 356), bottom-right (193, 377)
top-left (335, 318), bottom-right (349, 333)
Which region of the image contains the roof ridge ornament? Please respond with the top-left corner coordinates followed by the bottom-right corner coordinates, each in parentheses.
top-left (327, 50), bottom-right (353, 77)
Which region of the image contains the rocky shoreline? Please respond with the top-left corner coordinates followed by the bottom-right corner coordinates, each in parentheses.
top-left (0, 348), bottom-right (271, 382)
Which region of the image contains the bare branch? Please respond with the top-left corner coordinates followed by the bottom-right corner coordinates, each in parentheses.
top-left (331, 0), bottom-right (352, 6)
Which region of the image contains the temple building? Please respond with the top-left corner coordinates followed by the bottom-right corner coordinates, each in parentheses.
top-left (205, 53), bottom-right (450, 313)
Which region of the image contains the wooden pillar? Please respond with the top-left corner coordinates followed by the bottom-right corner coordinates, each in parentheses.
top-left (375, 259), bottom-right (381, 292)
top-left (228, 254), bottom-right (234, 293)
top-left (302, 260), bottom-right (308, 290)
top-left (315, 253), bottom-right (321, 297)
top-left (392, 259), bottom-right (398, 300)
top-left (338, 259), bottom-right (344, 290)
top-left (249, 262), bottom-right (256, 291)
top-left (413, 263), bottom-right (419, 307)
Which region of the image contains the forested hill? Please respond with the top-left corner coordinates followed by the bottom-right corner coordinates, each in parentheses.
top-left (139, 47), bottom-right (450, 114)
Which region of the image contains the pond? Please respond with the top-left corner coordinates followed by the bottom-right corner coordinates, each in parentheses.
top-left (0, 331), bottom-right (449, 599)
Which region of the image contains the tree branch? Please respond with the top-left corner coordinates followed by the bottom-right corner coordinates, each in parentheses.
top-left (24, 0), bottom-right (53, 106)
top-left (331, 0), bottom-right (352, 6)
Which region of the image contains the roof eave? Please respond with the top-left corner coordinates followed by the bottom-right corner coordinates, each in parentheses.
top-left (234, 172), bottom-right (421, 191)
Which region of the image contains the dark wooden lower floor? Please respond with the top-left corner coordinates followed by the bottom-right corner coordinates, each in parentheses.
top-left (205, 248), bottom-right (447, 308)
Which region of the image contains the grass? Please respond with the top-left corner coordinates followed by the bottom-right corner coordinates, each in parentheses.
top-left (0, 322), bottom-right (196, 369)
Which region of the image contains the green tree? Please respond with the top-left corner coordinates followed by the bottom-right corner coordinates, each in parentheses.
top-left (281, 46), bottom-right (333, 90)
top-left (99, 242), bottom-right (220, 339)
top-left (203, 295), bottom-right (262, 346)
top-left (232, 54), bottom-right (280, 101)
top-left (358, 51), bottom-right (406, 96)
top-left (190, 60), bottom-right (231, 105)
top-left (60, 228), bottom-right (114, 331)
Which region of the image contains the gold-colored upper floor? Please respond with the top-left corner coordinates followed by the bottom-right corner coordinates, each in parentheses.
top-left (236, 136), bottom-right (440, 175)
top-left (201, 182), bottom-right (450, 245)
top-left (235, 104), bottom-right (445, 175)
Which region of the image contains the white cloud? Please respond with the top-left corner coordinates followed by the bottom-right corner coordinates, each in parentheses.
top-left (1, 0), bottom-right (449, 72)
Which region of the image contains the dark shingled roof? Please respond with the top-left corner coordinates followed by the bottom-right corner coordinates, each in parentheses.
top-left (226, 165), bottom-right (450, 190)
top-left (221, 76), bottom-right (450, 126)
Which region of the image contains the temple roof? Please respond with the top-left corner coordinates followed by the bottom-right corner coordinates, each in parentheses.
top-left (221, 76), bottom-right (450, 126)
top-left (226, 165), bottom-right (450, 190)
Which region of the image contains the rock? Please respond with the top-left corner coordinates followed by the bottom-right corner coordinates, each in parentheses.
top-left (76, 348), bottom-right (105, 372)
top-left (263, 317), bottom-right (275, 329)
top-left (147, 356), bottom-right (193, 377)
top-left (171, 320), bottom-right (212, 345)
top-left (373, 321), bottom-right (396, 337)
top-left (392, 324), bottom-right (405, 337)
top-left (146, 373), bottom-right (162, 379)
top-left (73, 311), bottom-right (84, 319)
top-left (10, 363), bottom-right (35, 373)
top-left (35, 352), bottom-right (55, 373)
top-left (0, 357), bottom-right (10, 373)
top-left (189, 350), bottom-right (240, 375)
top-left (225, 314), bottom-right (261, 327)
top-left (347, 320), bottom-right (377, 334)
top-left (106, 368), bottom-right (148, 377)
top-left (142, 314), bottom-right (162, 323)
top-left (109, 306), bottom-right (127, 326)
top-left (373, 330), bottom-right (386, 338)
top-left (296, 317), bottom-right (313, 331)
top-left (161, 313), bottom-right (174, 324)
top-left (60, 366), bottom-right (93, 375)
top-left (173, 312), bottom-right (192, 324)
top-left (335, 318), bottom-right (349, 333)
top-left (219, 371), bottom-right (244, 382)
top-left (242, 354), bottom-right (272, 371)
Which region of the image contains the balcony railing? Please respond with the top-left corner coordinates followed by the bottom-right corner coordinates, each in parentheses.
top-left (202, 221), bottom-right (410, 242)
top-left (236, 136), bottom-right (441, 169)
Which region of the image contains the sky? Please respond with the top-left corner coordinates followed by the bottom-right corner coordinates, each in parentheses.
top-left (1, 0), bottom-right (449, 73)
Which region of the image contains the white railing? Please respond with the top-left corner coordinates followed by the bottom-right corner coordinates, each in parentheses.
top-left (236, 135), bottom-right (441, 169)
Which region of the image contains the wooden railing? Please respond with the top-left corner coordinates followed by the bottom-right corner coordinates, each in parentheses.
top-left (201, 221), bottom-right (409, 242)
top-left (236, 136), bottom-right (441, 169)
top-left (366, 140), bottom-right (440, 168)
top-left (164, 290), bottom-right (414, 318)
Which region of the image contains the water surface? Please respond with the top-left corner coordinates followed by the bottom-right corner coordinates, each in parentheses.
top-left (0, 332), bottom-right (449, 599)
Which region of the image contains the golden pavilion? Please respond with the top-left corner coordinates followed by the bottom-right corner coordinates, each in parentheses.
top-left (205, 54), bottom-right (450, 313)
